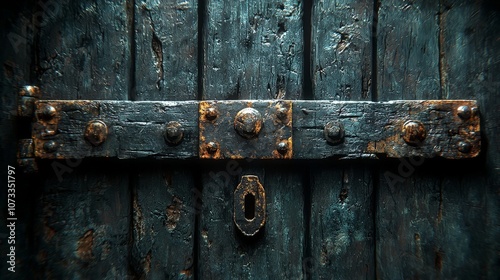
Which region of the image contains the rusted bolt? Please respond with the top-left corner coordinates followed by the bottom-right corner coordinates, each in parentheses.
top-left (205, 107), bottom-right (218, 121)
top-left (164, 121), bottom-right (184, 145)
top-left (458, 141), bottom-right (472, 153)
top-left (324, 121), bottom-right (345, 145)
top-left (457, 105), bottom-right (471, 120)
top-left (43, 140), bottom-right (58, 153)
top-left (37, 104), bottom-right (57, 120)
top-left (206, 141), bottom-right (218, 154)
top-left (402, 120), bottom-right (426, 146)
top-left (276, 107), bottom-right (288, 120)
top-left (277, 140), bottom-right (288, 155)
top-left (84, 120), bottom-right (108, 146)
top-left (234, 108), bottom-right (263, 139)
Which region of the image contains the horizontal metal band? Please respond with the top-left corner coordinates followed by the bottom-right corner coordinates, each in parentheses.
top-left (31, 100), bottom-right (480, 160)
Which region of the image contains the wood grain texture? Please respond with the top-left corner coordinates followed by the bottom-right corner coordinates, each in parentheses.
top-left (131, 0), bottom-right (198, 278)
top-left (203, 0), bottom-right (303, 100)
top-left (34, 1), bottom-right (132, 278)
top-left (376, 0), bottom-right (500, 278)
top-left (38, 0), bottom-right (131, 100)
top-left (310, 0), bottom-right (374, 278)
top-left (377, 0), bottom-right (441, 101)
top-left (200, 0), bottom-right (305, 277)
top-left (375, 1), bottom-right (444, 278)
top-left (439, 0), bottom-right (500, 277)
top-left (134, 0), bottom-right (198, 101)
top-left (311, 0), bottom-right (373, 100)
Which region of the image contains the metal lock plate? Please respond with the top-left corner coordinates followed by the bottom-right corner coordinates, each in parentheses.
top-left (199, 100), bottom-right (292, 159)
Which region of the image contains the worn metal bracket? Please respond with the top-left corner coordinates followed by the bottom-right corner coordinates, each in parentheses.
top-left (16, 87), bottom-right (481, 169)
top-left (199, 100), bottom-right (292, 159)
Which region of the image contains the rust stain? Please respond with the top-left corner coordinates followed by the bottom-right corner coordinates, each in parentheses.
top-left (143, 250), bottom-right (152, 275)
top-left (166, 197), bottom-right (182, 231)
top-left (133, 196), bottom-right (145, 240)
top-left (76, 229), bottom-right (94, 261)
top-left (435, 249), bottom-right (443, 271)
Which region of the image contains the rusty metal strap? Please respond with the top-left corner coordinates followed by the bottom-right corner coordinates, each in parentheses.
top-left (23, 99), bottom-right (480, 160)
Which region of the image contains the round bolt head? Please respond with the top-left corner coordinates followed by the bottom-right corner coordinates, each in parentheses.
top-left (205, 107), bottom-right (218, 121)
top-left (402, 120), bottom-right (426, 146)
top-left (37, 104), bottom-right (57, 120)
top-left (43, 140), bottom-right (58, 153)
top-left (234, 108), bottom-right (263, 139)
top-left (164, 121), bottom-right (184, 145)
top-left (84, 120), bottom-right (108, 146)
top-left (457, 105), bottom-right (471, 120)
top-left (324, 121), bottom-right (345, 145)
top-left (277, 140), bottom-right (288, 155)
top-left (206, 141), bottom-right (218, 154)
top-left (276, 107), bottom-right (288, 120)
top-left (458, 141), bottom-right (472, 153)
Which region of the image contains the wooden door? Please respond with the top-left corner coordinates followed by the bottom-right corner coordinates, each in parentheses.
top-left (1, 0), bottom-right (499, 279)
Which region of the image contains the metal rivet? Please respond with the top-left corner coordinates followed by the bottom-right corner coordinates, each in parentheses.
top-left (205, 107), bottom-right (218, 121)
top-left (458, 141), bottom-right (472, 153)
top-left (84, 120), bottom-right (108, 146)
top-left (37, 104), bottom-right (57, 120)
top-left (234, 108), bottom-right (263, 139)
top-left (43, 140), bottom-right (58, 153)
top-left (206, 141), bottom-right (218, 154)
top-left (164, 121), bottom-right (184, 145)
top-left (402, 120), bottom-right (426, 145)
top-left (276, 107), bottom-right (288, 120)
top-left (277, 140), bottom-right (288, 155)
top-left (457, 105), bottom-right (471, 120)
top-left (324, 121), bottom-right (345, 145)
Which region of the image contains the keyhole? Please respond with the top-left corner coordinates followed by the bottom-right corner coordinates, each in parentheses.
top-left (244, 193), bottom-right (255, 220)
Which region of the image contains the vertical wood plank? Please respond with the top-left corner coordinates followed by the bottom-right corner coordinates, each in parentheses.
top-left (134, 0), bottom-right (198, 101)
top-left (311, 0), bottom-right (373, 100)
top-left (35, 1), bottom-right (132, 278)
top-left (200, 0), bottom-right (305, 278)
top-left (310, 1), bottom-right (374, 278)
top-left (375, 1), bottom-right (442, 278)
top-left (439, 0), bottom-right (500, 277)
top-left (375, 0), bottom-right (500, 278)
top-left (39, 0), bottom-right (131, 100)
top-left (203, 0), bottom-right (303, 100)
top-left (131, 0), bottom-right (198, 278)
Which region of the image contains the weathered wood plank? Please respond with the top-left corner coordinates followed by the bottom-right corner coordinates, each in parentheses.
top-left (311, 0), bottom-right (373, 100)
top-left (375, 1), bottom-right (443, 278)
top-left (439, 0), bottom-right (500, 277)
top-left (200, 0), bottom-right (305, 277)
top-left (34, 1), bottom-right (132, 278)
top-left (134, 0), bottom-right (198, 101)
top-left (38, 0), bottom-right (131, 100)
top-left (310, 1), bottom-right (374, 278)
top-left (203, 0), bottom-right (303, 100)
top-left (377, 1), bottom-right (441, 100)
top-left (376, 0), bottom-right (500, 278)
top-left (131, 0), bottom-right (198, 278)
